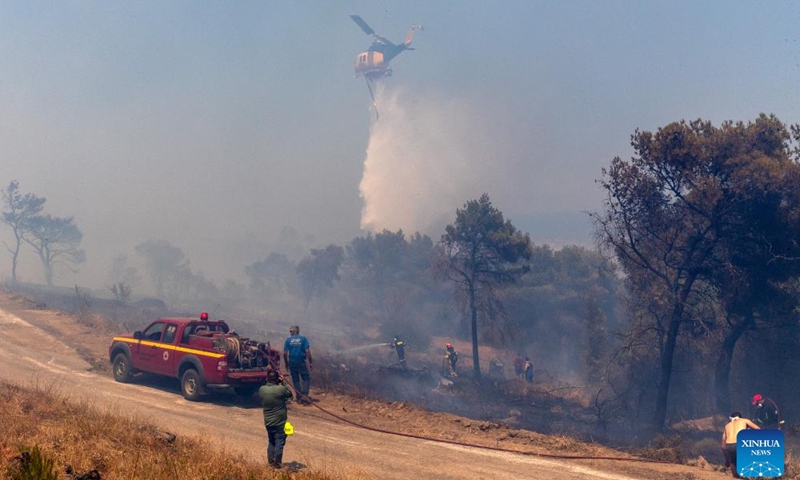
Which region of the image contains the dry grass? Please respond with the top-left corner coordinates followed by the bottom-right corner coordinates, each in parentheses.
top-left (636, 434), bottom-right (687, 464)
top-left (639, 434), bottom-right (800, 479)
top-left (0, 382), bottom-right (351, 480)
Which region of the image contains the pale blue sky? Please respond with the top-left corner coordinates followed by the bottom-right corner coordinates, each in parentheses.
top-left (1, 1), bottom-right (799, 287)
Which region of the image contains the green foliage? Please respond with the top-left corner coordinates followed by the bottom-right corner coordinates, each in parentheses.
top-left (245, 252), bottom-right (295, 292)
top-left (7, 446), bottom-right (59, 480)
top-left (502, 244), bottom-right (622, 380)
top-left (1, 180), bottom-right (46, 284)
top-left (296, 244), bottom-right (345, 311)
top-left (134, 240), bottom-right (219, 306)
top-left (594, 114), bottom-right (800, 430)
top-left (343, 229), bottom-right (440, 331)
top-left (438, 193), bottom-right (532, 377)
top-left (23, 214), bottom-right (86, 287)
top-left (135, 239), bottom-right (189, 298)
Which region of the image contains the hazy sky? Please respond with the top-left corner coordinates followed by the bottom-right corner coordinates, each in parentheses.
top-left (2, 1), bottom-right (799, 289)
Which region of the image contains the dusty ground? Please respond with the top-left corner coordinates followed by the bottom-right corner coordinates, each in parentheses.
top-left (0, 288), bottom-right (733, 479)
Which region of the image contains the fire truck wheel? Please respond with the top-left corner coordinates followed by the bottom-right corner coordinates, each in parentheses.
top-left (112, 353), bottom-right (134, 383)
top-left (181, 369), bottom-right (203, 401)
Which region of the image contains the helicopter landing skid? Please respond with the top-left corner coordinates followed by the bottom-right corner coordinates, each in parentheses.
top-left (366, 70), bottom-right (392, 81)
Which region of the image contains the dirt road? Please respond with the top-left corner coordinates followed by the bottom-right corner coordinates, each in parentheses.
top-left (0, 299), bottom-right (728, 479)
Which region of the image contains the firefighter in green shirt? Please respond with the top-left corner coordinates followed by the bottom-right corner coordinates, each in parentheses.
top-left (258, 370), bottom-right (293, 469)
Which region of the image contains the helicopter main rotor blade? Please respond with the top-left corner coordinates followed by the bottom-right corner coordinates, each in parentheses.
top-left (374, 34), bottom-right (396, 47)
top-left (350, 15), bottom-right (375, 36)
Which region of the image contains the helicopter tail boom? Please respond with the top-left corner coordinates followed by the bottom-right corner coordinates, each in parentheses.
top-left (404, 24), bottom-right (423, 47)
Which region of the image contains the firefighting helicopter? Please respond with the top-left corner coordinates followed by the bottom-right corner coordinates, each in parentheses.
top-left (350, 15), bottom-right (422, 81)
top-left (350, 15), bottom-right (422, 118)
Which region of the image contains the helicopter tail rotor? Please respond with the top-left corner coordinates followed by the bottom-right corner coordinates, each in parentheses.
top-left (404, 24), bottom-right (423, 47)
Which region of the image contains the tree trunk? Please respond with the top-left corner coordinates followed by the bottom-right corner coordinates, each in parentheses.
top-left (714, 311), bottom-right (753, 414)
top-left (44, 263), bottom-right (54, 287)
top-left (652, 277), bottom-right (695, 432)
top-left (302, 279), bottom-right (317, 313)
top-left (40, 249), bottom-right (53, 287)
top-left (469, 280), bottom-right (481, 378)
top-left (10, 232), bottom-right (21, 284)
top-left (10, 246), bottom-right (19, 284)
top-left (652, 307), bottom-right (682, 432)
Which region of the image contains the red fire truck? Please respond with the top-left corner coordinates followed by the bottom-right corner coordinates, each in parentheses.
top-left (108, 312), bottom-right (279, 401)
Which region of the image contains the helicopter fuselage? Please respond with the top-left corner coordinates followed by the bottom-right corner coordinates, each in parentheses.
top-left (354, 43), bottom-right (409, 80)
top-left (350, 15), bottom-right (420, 81)
top-left (354, 51), bottom-right (389, 80)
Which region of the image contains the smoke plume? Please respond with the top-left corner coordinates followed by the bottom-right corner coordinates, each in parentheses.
top-left (358, 84), bottom-right (498, 236)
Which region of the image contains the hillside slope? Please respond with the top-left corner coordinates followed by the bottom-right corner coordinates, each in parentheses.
top-left (0, 288), bottom-right (729, 479)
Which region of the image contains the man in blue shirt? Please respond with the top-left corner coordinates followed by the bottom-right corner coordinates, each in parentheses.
top-left (283, 325), bottom-right (313, 404)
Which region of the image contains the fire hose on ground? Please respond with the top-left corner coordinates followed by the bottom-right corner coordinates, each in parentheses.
top-left (276, 372), bottom-right (673, 465)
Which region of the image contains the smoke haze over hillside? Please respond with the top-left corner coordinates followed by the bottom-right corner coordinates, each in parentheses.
top-left (1, 2), bottom-right (799, 291)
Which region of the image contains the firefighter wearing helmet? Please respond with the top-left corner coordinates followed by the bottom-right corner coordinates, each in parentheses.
top-left (445, 343), bottom-right (458, 377)
top-left (750, 394), bottom-right (782, 429)
top-left (390, 336), bottom-right (407, 369)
